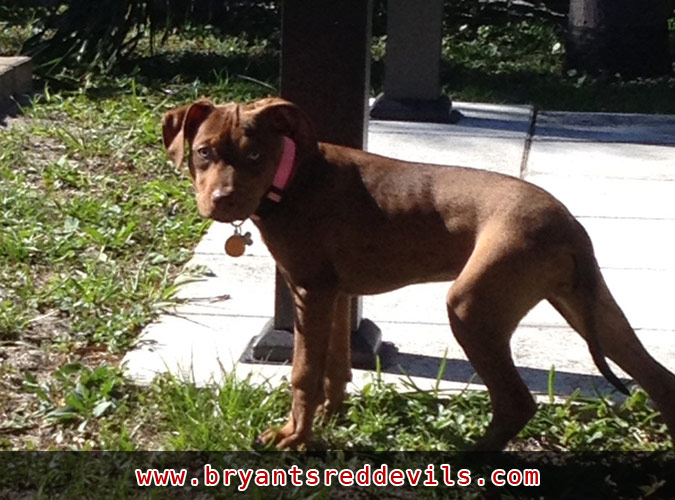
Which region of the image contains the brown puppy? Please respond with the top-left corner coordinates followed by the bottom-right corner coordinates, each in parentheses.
top-left (163, 97), bottom-right (675, 450)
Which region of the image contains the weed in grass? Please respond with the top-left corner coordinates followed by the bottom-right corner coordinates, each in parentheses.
top-left (24, 362), bottom-right (125, 423)
top-left (14, 362), bottom-right (130, 449)
top-left (521, 387), bottom-right (673, 451)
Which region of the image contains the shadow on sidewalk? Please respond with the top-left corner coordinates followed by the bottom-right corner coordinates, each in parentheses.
top-left (385, 350), bottom-right (627, 397)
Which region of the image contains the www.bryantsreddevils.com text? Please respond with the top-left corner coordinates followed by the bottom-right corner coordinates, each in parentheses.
top-left (135, 463), bottom-right (541, 490)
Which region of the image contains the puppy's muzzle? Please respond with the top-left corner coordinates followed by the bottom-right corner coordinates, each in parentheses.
top-left (209, 188), bottom-right (239, 221)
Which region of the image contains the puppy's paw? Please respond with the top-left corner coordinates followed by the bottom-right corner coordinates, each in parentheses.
top-left (257, 421), bottom-right (311, 450)
top-left (276, 432), bottom-right (310, 450)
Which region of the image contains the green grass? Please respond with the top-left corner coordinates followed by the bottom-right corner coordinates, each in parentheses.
top-left (0, 74), bottom-right (272, 449)
top-left (0, 84), bottom-right (205, 349)
top-left (96, 373), bottom-right (673, 452)
top-left (0, 8), bottom-right (674, 453)
top-left (435, 19), bottom-right (675, 113)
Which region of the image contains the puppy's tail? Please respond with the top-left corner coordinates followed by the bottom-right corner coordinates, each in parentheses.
top-left (573, 254), bottom-right (630, 395)
top-left (550, 247), bottom-right (630, 395)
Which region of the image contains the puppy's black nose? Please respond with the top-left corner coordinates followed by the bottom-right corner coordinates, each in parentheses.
top-left (211, 188), bottom-right (233, 204)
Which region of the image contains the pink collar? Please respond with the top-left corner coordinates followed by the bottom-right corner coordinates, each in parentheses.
top-left (267, 136), bottom-right (296, 202)
top-left (252, 136), bottom-right (296, 220)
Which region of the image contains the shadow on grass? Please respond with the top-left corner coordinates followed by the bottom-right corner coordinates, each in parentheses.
top-left (123, 50), bottom-right (279, 88)
top-left (32, 49), bottom-right (280, 102)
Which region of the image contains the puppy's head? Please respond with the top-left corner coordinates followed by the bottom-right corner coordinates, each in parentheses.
top-left (162, 97), bottom-right (316, 222)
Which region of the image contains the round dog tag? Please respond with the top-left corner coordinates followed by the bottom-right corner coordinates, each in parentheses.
top-left (225, 234), bottom-right (247, 257)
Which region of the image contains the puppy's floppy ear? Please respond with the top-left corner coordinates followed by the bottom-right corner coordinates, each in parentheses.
top-left (162, 99), bottom-right (214, 169)
top-left (246, 98), bottom-right (317, 154)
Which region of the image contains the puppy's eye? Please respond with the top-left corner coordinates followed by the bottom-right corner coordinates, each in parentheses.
top-left (247, 151), bottom-right (260, 161)
top-left (197, 147), bottom-right (210, 159)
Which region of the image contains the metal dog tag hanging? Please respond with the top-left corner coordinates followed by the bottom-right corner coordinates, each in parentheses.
top-left (225, 223), bottom-right (252, 257)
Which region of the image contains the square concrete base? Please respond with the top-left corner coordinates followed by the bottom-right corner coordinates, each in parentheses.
top-left (246, 318), bottom-right (384, 370)
top-left (370, 94), bottom-right (460, 123)
top-left (0, 56), bottom-right (32, 102)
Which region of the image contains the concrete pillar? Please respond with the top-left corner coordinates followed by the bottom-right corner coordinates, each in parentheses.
top-left (370, 0), bottom-right (456, 123)
top-left (250, 0), bottom-right (382, 369)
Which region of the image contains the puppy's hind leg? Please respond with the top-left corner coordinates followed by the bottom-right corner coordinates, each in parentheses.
top-left (446, 245), bottom-right (545, 450)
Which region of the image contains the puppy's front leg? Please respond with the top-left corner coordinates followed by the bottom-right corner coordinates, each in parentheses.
top-left (259, 286), bottom-right (337, 449)
top-left (320, 293), bottom-right (352, 418)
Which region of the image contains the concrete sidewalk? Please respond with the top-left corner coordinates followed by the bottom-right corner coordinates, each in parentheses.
top-left (122, 102), bottom-right (675, 399)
